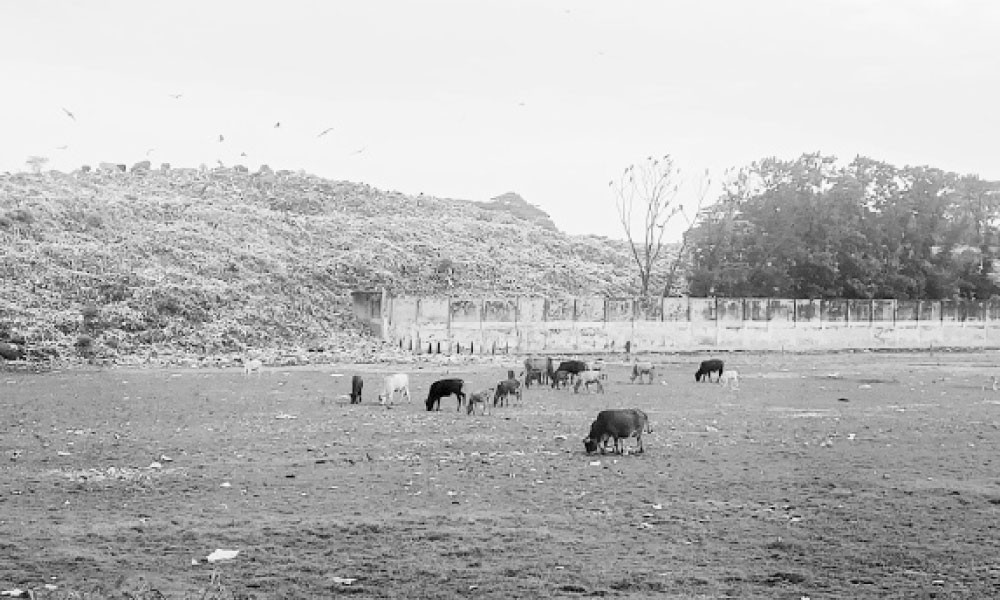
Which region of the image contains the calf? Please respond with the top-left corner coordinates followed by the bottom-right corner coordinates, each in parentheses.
top-left (426, 378), bottom-right (466, 411)
top-left (524, 357), bottom-right (552, 386)
top-left (467, 388), bottom-right (492, 415)
top-left (378, 373), bottom-right (412, 405)
top-left (550, 369), bottom-right (571, 389)
top-left (556, 360), bottom-right (588, 383)
top-left (494, 378), bottom-right (522, 407)
top-left (695, 359), bottom-right (724, 382)
top-left (583, 409), bottom-right (651, 455)
top-left (523, 367), bottom-right (544, 388)
top-left (573, 370), bottom-right (605, 394)
top-left (630, 361), bottom-right (655, 384)
top-left (350, 375), bottom-right (364, 404)
top-left (718, 369), bottom-right (740, 390)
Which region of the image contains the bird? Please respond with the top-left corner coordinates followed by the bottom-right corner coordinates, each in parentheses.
top-left (55, 145), bottom-right (69, 150)
top-left (218, 134), bottom-right (225, 142)
top-left (168, 93), bottom-right (183, 99)
top-left (240, 152), bottom-right (248, 157)
top-left (317, 127), bottom-right (334, 138)
top-left (61, 107), bottom-right (76, 121)
top-left (274, 121), bottom-right (281, 128)
top-left (351, 146), bottom-right (366, 155)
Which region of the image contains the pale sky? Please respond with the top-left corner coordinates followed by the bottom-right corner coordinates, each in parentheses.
top-left (1, 1), bottom-right (998, 241)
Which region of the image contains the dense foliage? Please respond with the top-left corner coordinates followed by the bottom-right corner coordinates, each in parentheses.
top-left (0, 166), bottom-right (638, 364)
top-left (686, 154), bottom-right (1000, 300)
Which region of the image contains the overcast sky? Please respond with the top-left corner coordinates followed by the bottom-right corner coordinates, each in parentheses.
top-left (2, 1), bottom-right (998, 240)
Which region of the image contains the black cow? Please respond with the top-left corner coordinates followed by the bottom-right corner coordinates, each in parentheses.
top-left (495, 379), bottom-right (521, 407)
top-left (426, 378), bottom-right (466, 411)
top-left (556, 360), bottom-right (588, 383)
top-left (0, 342), bottom-right (23, 361)
top-left (583, 409), bottom-right (651, 455)
top-left (350, 375), bottom-right (363, 404)
top-left (695, 359), bottom-right (724, 382)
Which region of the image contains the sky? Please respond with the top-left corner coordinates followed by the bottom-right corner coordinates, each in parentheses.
top-left (1, 0), bottom-right (998, 241)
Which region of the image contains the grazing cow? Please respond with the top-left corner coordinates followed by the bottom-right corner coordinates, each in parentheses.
top-left (523, 368), bottom-right (544, 388)
top-left (0, 342), bottom-right (23, 361)
top-left (426, 378), bottom-right (466, 411)
top-left (630, 361), bottom-right (655, 384)
top-left (524, 357), bottom-right (553, 386)
top-left (583, 409), bottom-right (651, 455)
top-left (573, 370), bottom-right (605, 394)
top-left (556, 360), bottom-right (588, 383)
top-left (467, 388), bottom-right (492, 415)
top-left (494, 378), bottom-right (522, 407)
top-left (243, 358), bottom-right (263, 376)
top-left (378, 373), bottom-right (411, 405)
top-left (695, 359), bottom-right (724, 382)
top-left (718, 369), bottom-right (740, 390)
top-left (551, 369), bottom-right (571, 389)
top-left (350, 375), bottom-right (364, 404)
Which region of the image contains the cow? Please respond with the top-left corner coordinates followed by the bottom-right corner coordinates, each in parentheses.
top-left (467, 388), bottom-right (492, 415)
top-left (243, 358), bottom-right (263, 376)
top-left (426, 378), bottom-right (466, 411)
top-left (551, 369), bottom-right (571, 389)
top-left (573, 370), bottom-right (605, 394)
top-left (583, 409), bottom-right (651, 455)
top-left (523, 368), bottom-right (544, 388)
top-left (378, 373), bottom-right (411, 405)
top-left (630, 361), bottom-right (655, 384)
top-left (494, 378), bottom-right (522, 407)
top-left (718, 369), bottom-right (740, 390)
top-left (696, 359), bottom-right (724, 382)
top-left (524, 357), bottom-right (553, 386)
top-left (0, 342), bottom-right (23, 361)
top-left (350, 375), bottom-right (363, 404)
top-left (556, 360), bottom-right (588, 383)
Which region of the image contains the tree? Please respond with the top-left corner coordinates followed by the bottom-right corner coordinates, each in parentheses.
top-left (659, 169), bottom-right (712, 299)
top-left (25, 155), bottom-right (49, 174)
top-left (610, 155), bottom-right (683, 297)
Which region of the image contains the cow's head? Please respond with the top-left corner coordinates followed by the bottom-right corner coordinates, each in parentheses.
top-left (583, 438), bottom-right (598, 454)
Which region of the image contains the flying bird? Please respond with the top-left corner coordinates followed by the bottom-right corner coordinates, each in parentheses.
top-left (317, 127), bottom-right (335, 138)
top-left (61, 107), bottom-right (76, 121)
top-left (274, 121), bottom-right (281, 128)
top-left (168, 93), bottom-right (183, 99)
top-left (218, 134), bottom-right (225, 142)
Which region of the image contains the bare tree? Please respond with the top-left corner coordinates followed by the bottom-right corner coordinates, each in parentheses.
top-left (659, 169), bottom-right (713, 299)
top-left (25, 155), bottom-right (49, 174)
top-left (610, 155), bottom-right (683, 297)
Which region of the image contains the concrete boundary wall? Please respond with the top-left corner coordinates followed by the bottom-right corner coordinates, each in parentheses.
top-left (351, 292), bottom-right (1000, 354)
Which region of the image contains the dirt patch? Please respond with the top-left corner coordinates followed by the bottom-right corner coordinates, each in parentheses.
top-left (2, 352), bottom-right (1000, 598)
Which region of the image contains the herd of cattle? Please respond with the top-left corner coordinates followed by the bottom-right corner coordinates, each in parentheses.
top-left (302, 357), bottom-right (737, 457)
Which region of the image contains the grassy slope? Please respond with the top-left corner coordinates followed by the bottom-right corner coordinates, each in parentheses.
top-left (0, 167), bottom-right (639, 365)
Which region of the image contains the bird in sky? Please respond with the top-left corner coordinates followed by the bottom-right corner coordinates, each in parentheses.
top-left (168, 93), bottom-right (183, 99)
top-left (274, 122), bottom-right (281, 128)
top-left (317, 127), bottom-right (335, 138)
top-left (351, 146), bottom-right (367, 155)
top-left (218, 134), bottom-right (225, 143)
top-left (61, 107), bottom-right (76, 121)
top-left (240, 152), bottom-right (248, 157)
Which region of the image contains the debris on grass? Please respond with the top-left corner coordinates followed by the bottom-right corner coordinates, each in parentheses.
top-left (331, 576), bottom-right (356, 585)
top-left (275, 413), bottom-right (298, 420)
top-left (205, 549), bottom-right (240, 563)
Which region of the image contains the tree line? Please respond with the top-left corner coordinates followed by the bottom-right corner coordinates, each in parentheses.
top-left (616, 153), bottom-right (1000, 300)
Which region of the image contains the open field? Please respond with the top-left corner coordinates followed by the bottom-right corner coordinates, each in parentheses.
top-left (2, 351), bottom-right (1000, 599)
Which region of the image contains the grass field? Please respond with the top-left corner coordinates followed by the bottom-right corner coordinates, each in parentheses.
top-left (2, 351), bottom-right (999, 599)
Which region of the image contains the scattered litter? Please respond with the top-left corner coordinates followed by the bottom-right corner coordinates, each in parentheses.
top-left (837, 397), bottom-right (850, 402)
top-left (589, 461), bottom-right (601, 466)
top-left (848, 433), bottom-right (856, 441)
top-left (57, 451), bottom-right (71, 456)
top-left (275, 414), bottom-right (298, 420)
top-left (331, 577), bottom-right (356, 585)
top-left (220, 482), bottom-right (232, 488)
top-left (859, 384), bottom-right (872, 389)
top-left (149, 461), bottom-right (163, 469)
top-left (705, 425), bottom-right (719, 432)
top-left (44, 585), bottom-right (57, 591)
top-left (330, 373), bottom-right (345, 377)
top-left (160, 455), bottom-right (173, 462)
top-left (206, 549), bottom-right (240, 563)
top-left (652, 503), bottom-right (663, 510)
top-left (638, 522), bottom-right (653, 529)
top-left (554, 434), bottom-right (568, 440)
top-left (1, 590), bottom-right (28, 598)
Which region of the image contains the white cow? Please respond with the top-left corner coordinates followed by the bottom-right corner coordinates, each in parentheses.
top-left (243, 358), bottom-right (263, 376)
top-left (378, 373), bottom-right (411, 405)
top-left (573, 370), bottom-right (605, 394)
top-left (718, 369), bottom-right (740, 390)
